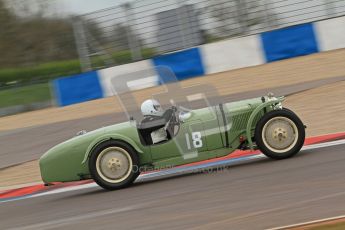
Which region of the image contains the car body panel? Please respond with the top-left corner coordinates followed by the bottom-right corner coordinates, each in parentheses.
top-left (39, 96), bottom-right (284, 184)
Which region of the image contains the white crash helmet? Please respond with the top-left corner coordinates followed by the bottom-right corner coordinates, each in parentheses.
top-left (141, 99), bottom-right (164, 116)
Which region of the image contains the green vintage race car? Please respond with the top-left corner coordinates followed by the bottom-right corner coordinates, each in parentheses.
top-left (39, 93), bottom-right (305, 190)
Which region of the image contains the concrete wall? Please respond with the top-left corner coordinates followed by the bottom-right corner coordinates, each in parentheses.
top-left (315, 16), bottom-right (345, 51)
top-left (201, 35), bottom-right (265, 74)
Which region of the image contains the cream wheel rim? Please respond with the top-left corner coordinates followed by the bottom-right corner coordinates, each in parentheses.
top-left (96, 147), bottom-right (132, 183)
top-left (262, 116), bottom-right (299, 153)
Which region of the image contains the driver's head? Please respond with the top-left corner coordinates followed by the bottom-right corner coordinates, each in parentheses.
top-left (141, 99), bottom-right (164, 117)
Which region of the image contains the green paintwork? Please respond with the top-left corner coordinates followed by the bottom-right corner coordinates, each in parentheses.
top-left (245, 96), bottom-right (285, 149)
top-left (39, 96), bottom-right (284, 184)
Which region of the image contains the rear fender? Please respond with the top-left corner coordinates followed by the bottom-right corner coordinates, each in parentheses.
top-left (81, 134), bottom-right (144, 165)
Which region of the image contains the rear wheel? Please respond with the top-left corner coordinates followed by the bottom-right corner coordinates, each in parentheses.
top-left (255, 109), bottom-right (305, 160)
top-left (89, 140), bottom-right (140, 190)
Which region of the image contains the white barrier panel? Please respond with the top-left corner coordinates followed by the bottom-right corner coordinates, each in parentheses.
top-left (98, 60), bottom-right (156, 97)
top-left (315, 16), bottom-right (345, 51)
top-left (201, 35), bottom-right (265, 75)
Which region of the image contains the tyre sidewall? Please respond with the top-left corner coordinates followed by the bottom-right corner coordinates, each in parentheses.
top-left (89, 140), bottom-right (140, 190)
top-left (255, 109), bottom-right (305, 160)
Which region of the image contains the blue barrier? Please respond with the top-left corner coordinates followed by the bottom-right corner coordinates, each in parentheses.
top-left (261, 23), bottom-right (319, 62)
top-left (52, 21), bottom-right (335, 107)
top-left (152, 47), bottom-right (205, 83)
top-left (53, 71), bottom-right (103, 106)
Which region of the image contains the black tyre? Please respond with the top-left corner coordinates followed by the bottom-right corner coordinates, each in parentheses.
top-left (255, 108), bottom-right (305, 160)
top-left (89, 140), bottom-right (140, 190)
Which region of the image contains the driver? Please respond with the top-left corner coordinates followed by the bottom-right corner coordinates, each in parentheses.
top-left (140, 99), bottom-right (169, 144)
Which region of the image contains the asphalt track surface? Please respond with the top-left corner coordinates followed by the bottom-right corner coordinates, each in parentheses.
top-left (1, 76), bottom-right (345, 169)
top-left (1, 143), bottom-right (345, 230)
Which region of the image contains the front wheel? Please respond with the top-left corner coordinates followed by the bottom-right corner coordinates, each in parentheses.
top-left (89, 140), bottom-right (140, 190)
top-left (255, 109), bottom-right (305, 160)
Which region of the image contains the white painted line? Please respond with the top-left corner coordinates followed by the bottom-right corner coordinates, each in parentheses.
top-left (302, 138), bottom-right (345, 150)
top-left (1, 139), bottom-right (345, 203)
top-left (267, 214), bottom-right (345, 230)
top-left (31, 183), bottom-right (98, 198)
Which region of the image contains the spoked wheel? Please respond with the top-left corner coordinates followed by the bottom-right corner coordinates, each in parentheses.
top-left (255, 109), bottom-right (305, 160)
top-left (89, 140), bottom-right (140, 190)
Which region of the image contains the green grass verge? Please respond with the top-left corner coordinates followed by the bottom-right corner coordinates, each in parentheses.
top-left (0, 48), bottom-right (157, 85)
top-left (0, 83), bottom-right (51, 108)
top-left (0, 60), bottom-right (81, 85)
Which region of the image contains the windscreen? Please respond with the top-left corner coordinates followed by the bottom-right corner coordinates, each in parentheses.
top-left (110, 66), bottom-right (220, 123)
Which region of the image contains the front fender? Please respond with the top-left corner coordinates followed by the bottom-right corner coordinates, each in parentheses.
top-left (246, 97), bottom-right (284, 149)
top-left (81, 133), bottom-right (144, 165)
